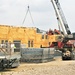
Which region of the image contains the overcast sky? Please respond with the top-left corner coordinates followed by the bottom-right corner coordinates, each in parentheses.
top-left (0, 0), bottom-right (75, 32)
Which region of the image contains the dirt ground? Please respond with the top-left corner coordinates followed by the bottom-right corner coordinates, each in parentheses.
top-left (1, 57), bottom-right (75, 75)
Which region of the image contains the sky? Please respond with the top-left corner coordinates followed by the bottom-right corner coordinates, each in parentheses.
top-left (0, 0), bottom-right (75, 32)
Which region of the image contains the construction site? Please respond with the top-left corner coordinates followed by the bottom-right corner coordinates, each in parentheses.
top-left (0, 0), bottom-right (75, 75)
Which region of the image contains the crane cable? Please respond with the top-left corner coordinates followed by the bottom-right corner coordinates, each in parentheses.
top-left (22, 6), bottom-right (34, 25)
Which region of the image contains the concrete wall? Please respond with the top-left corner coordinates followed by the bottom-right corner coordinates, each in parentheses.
top-left (20, 48), bottom-right (54, 62)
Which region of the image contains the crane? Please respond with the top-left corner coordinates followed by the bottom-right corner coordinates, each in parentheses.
top-left (50, 0), bottom-right (75, 60)
top-left (51, 0), bottom-right (71, 35)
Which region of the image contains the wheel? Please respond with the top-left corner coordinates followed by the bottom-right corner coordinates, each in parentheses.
top-left (62, 52), bottom-right (67, 60)
top-left (70, 52), bottom-right (74, 60)
top-left (62, 50), bottom-right (74, 60)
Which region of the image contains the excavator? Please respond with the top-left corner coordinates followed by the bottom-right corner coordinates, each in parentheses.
top-left (50, 0), bottom-right (75, 60)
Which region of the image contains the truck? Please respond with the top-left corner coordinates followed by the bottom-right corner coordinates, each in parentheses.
top-left (50, 0), bottom-right (75, 60)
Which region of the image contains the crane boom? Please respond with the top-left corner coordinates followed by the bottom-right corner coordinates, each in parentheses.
top-left (51, 0), bottom-right (71, 35)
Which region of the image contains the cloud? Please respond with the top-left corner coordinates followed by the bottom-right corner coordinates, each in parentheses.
top-left (0, 0), bottom-right (75, 32)
top-left (0, 0), bottom-right (12, 13)
top-left (60, 0), bottom-right (75, 32)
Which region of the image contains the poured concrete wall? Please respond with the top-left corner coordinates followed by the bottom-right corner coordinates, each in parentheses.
top-left (21, 48), bottom-right (54, 62)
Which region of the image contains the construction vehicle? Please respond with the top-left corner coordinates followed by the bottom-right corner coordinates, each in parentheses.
top-left (0, 41), bottom-right (21, 70)
top-left (50, 0), bottom-right (75, 60)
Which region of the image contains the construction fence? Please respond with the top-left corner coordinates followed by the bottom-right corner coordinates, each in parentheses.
top-left (20, 48), bottom-right (55, 63)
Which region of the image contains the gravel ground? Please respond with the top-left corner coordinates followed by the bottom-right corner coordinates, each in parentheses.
top-left (1, 57), bottom-right (75, 75)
